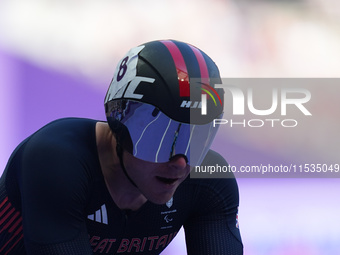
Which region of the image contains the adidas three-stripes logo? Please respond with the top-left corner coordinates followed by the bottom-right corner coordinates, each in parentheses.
top-left (87, 204), bottom-right (108, 225)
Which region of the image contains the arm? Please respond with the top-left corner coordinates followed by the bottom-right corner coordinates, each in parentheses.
top-left (184, 151), bottom-right (243, 255)
top-left (19, 138), bottom-right (93, 254)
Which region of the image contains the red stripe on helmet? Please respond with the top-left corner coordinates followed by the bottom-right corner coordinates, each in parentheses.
top-left (190, 45), bottom-right (223, 106)
top-left (188, 45), bottom-right (209, 86)
top-left (160, 40), bottom-right (190, 97)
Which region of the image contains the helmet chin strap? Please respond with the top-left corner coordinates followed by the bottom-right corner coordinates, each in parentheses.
top-left (116, 143), bottom-right (138, 188)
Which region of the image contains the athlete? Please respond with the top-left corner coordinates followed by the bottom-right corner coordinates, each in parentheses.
top-left (0, 40), bottom-right (243, 254)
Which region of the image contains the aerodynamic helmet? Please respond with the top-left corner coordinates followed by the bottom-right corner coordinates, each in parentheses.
top-left (104, 40), bottom-right (224, 167)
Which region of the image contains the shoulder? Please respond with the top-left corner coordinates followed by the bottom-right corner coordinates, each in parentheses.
top-left (178, 150), bottom-right (240, 213)
top-left (17, 118), bottom-right (102, 186)
top-left (24, 118), bottom-right (99, 154)
top-left (195, 149), bottom-right (235, 178)
top-left (30, 118), bottom-right (99, 139)
top-left (201, 150), bottom-right (231, 169)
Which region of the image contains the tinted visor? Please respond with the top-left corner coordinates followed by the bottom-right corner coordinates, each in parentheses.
top-left (107, 100), bottom-right (221, 167)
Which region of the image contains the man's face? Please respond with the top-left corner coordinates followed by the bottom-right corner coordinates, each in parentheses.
top-left (123, 152), bottom-right (191, 205)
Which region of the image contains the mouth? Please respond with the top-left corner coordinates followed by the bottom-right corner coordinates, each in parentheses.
top-left (156, 176), bottom-right (179, 185)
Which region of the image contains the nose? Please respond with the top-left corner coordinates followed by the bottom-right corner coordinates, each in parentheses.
top-left (168, 154), bottom-right (188, 170)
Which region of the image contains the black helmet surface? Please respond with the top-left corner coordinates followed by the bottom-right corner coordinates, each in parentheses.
top-left (104, 40), bottom-right (224, 166)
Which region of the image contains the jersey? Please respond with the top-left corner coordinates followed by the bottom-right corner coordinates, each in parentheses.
top-left (0, 118), bottom-right (243, 254)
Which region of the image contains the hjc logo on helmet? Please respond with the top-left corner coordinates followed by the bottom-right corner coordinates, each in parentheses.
top-left (180, 83), bottom-right (223, 116)
top-left (104, 45), bottom-right (149, 103)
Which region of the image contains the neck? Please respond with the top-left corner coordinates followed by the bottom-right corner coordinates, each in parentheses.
top-left (96, 122), bottom-right (147, 211)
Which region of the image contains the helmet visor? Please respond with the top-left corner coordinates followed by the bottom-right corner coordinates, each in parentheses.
top-left (107, 100), bottom-right (221, 167)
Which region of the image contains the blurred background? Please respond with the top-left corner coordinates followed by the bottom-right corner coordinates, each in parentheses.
top-left (1, 0), bottom-right (340, 254)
